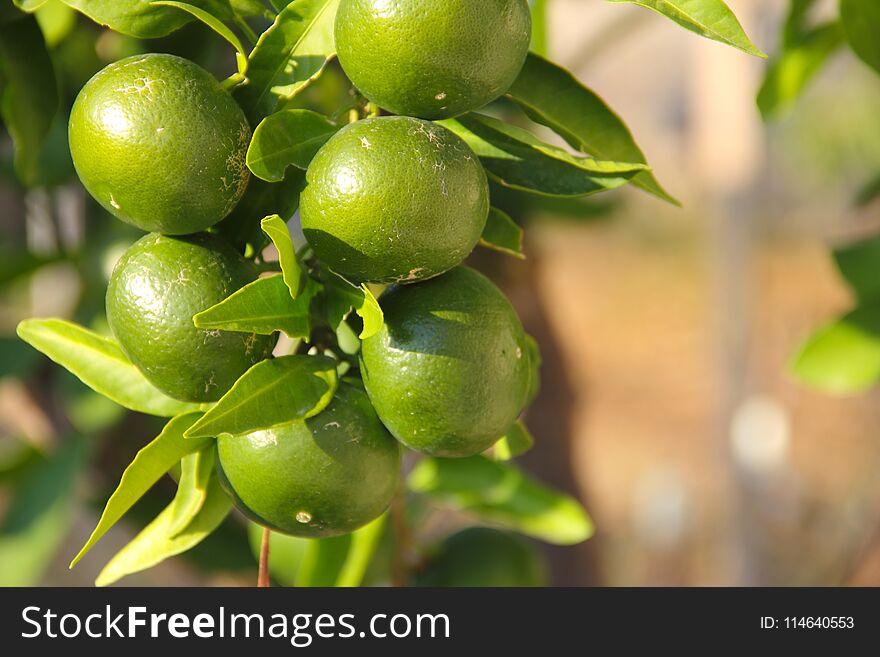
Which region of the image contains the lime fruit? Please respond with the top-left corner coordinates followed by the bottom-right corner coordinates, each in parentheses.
top-left (415, 527), bottom-right (547, 587)
top-left (360, 266), bottom-right (530, 456)
top-left (106, 232), bottom-right (275, 403)
top-left (69, 53), bottom-right (251, 234)
top-left (299, 116), bottom-right (488, 284)
top-left (216, 383), bottom-right (401, 538)
top-left (335, 0), bottom-right (532, 119)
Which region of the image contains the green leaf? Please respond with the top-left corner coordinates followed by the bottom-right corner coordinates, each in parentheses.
top-left (324, 272), bottom-right (383, 339)
top-left (442, 113), bottom-right (648, 198)
top-left (757, 22), bottom-right (843, 120)
top-left (247, 109), bottom-right (339, 182)
top-left (0, 14), bottom-right (59, 185)
top-left (855, 173), bottom-right (880, 208)
top-left (840, 0), bottom-right (880, 75)
top-left (507, 53), bottom-right (677, 205)
top-left (69, 412), bottom-right (209, 568)
top-left (152, 1), bottom-right (247, 72)
top-left (834, 235), bottom-right (880, 302)
top-left (335, 513), bottom-right (386, 587)
top-left (479, 207), bottom-right (524, 259)
top-left (167, 446), bottom-right (215, 537)
top-left (35, 1), bottom-right (77, 48)
top-left (59, 0), bottom-right (194, 37)
top-left (184, 354), bottom-right (338, 439)
top-left (492, 421), bottom-right (535, 461)
top-left (193, 274), bottom-right (319, 338)
top-left (235, 0), bottom-right (340, 124)
top-left (409, 455), bottom-right (593, 545)
top-left (608, 0), bottom-right (766, 57)
top-left (783, 0), bottom-right (819, 46)
top-left (13, 0), bottom-right (50, 11)
top-left (95, 471), bottom-right (232, 586)
top-left (791, 304), bottom-right (880, 394)
top-left (0, 438), bottom-right (86, 586)
top-left (261, 214), bottom-right (305, 298)
top-left (296, 513), bottom-right (387, 587)
top-left (529, 0), bottom-right (549, 57)
top-left (16, 318), bottom-right (204, 417)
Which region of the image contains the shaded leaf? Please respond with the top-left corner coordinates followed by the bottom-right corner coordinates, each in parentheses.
top-left (235, 0), bottom-right (340, 124)
top-left (35, 1), bottom-right (77, 47)
top-left (324, 271), bottom-right (383, 339)
top-left (69, 412), bottom-right (209, 568)
top-left (167, 446), bottom-right (215, 537)
top-left (261, 214), bottom-right (305, 298)
top-left (152, 1), bottom-right (247, 72)
top-left (13, 1), bottom-right (50, 11)
top-left (479, 207), bottom-right (524, 258)
top-left (17, 318), bottom-right (203, 417)
top-left (834, 235), bottom-right (880, 302)
top-left (247, 109), bottom-right (339, 182)
top-left (840, 0), bottom-right (880, 75)
top-left (492, 421), bottom-right (535, 461)
top-left (0, 14), bottom-right (59, 185)
top-left (855, 172), bottom-right (880, 208)
top-left (443, 113), bottom-right (647, 197)
top-left (608, 0), bottom-right (765, 57)
top-left (296, 513), bottom-right (387, 587)
top-left (193, 274), bottom-right (319, 338)
top-left (409, 456), bottom-right (593, 545)
top-left (185, 354), bottom-right (338, 438)
top-left (791, 304), bottom-right (880, 394)
top-left (508, 53), bottom-right (677, 205)
top-left (95, 471), bottom-right (232, 586)
top-left (59, 0), bottom-right (194, 37)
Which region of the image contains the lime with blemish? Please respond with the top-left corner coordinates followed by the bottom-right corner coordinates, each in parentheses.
top-left (69, 53), bottom-right (251, 234)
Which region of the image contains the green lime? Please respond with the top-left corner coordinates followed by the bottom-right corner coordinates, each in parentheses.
top-left (216, 384), bottom-right (401, 538)
top-left (299, 116), bottom-right (488, 283)
top-left (360, 266), bottom-right (530, 457)
top-left (69, 53), bottom-right (251, 234)
top-left (106, 232), bottom-right (275, 403)
top-left (335, 0), bottom-right (531, 119)
top-left (415, 527), bottom-right (547, 587)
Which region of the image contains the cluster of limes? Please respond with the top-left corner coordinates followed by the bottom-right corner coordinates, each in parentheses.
top-left (68, 0), bottom-right (534, 544)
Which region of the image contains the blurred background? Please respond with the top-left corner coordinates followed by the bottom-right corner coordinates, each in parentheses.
top-left (3, 0), bottom-right (880, 586)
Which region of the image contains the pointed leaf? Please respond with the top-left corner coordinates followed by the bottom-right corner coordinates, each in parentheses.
top-left (492, 421), bottom-right (535, 461)
top-left (296, 513), bottom-right (386, 587)
top-left (324, 272), bottom-right (383, 339)
top-left (479, 207), bottom-right (524, 258)
top-left (608, 0), bottom-right (766, 57)
top-left (185, 354), bottom-right (338, 439)
top-left (17, 318), bottom-right (203, 417)
top-left (335, 513), bottom-right (387, 587)
top-left (193, 274), bottom-right (319, 338)
top-left (0, 14), bottom-right (59, 185)
top-left (69, 412), bottom-right (209, 568)
top-left (508, 53), bottom-right (677, 205)
top-left (59, 0), bottom-right (195, 37)
top-left (248, 110), bottom-right (339, 182)
top-left (409, 455), bottom-right (593, 545)
top-left (95, 472), bottom-right (232, 586)
top-left (167, 446), bottom-right (216, 537)
top-left (834, 235), bottom-right (880, 302)
top-left (791, 304), bottom-right (880, 394)
top-left (855, 173), bottom-right (880, 208)
top-left (261, 214), bottom-right (305, 298)
top-left (152, 1), bottom-right (247, 71)
top-left (840, 0), bottom-right (880, 75)
top-left (235, 0), bottom-right (340, 123)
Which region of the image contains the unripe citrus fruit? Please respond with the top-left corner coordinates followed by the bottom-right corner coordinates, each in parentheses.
top-left (360, 266), bottom-right (530, 456)
top-left (216, 383), bottom-right (401, 538)
top-left (106, 232), bottom-right (275, 403)
top-left (335, 0), bottom-right (532, 119)
top-left (415, 527), bottom-right (547, 587)
top-left (300, 116), bottom-right (488, 284)
top-left (69, 53), bottom-right (251, 234)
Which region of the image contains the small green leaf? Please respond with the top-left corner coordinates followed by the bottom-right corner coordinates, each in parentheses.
top-left (608, 0), bottom-right (766, 57)
top-left (167, 446), bottom-right (215, 537)
top-left (0, 14), bottom-right (59, 185)
top-left (508, 53), bottom-right (678, 205)
top-left (95, 471), bottom-right (232, 586)
top-left (296, 513), bottom-right (386, 587)
top-left (16, 318), bottom-right (203, 417)
top-left (479, 207), bottom-right (524, 259)
top-left (409, 455), bottom-right (593, 545)
top-left (840, 0), bottom-right (880, 75)
top-left (59, 0), bottom-right (194, 37)
top-left (834, 235), bottom-right (880, 302)
top-left (324, 272), bottom-right (383, 339)
top-left (13, 1), bottom-right (50, 11)
top-left (193, 274), bottom-right (319, 338)
top-left (336, 513), bottom-right (386, 587)
top-left (184, 354), bottom-right (338, 439)
top-left (35, 1), bottom-right (77, 47)
top-left (248, 110), bottom-right (339, 182)
top-left (791, 304), bottom-right (880, 394)
top-left (152, 1), bottom-right (247, 72)
top-left (235, 0), bottom-right (340, 124)
top-left (70, 412), bottom-right (209, 569)
top-left (492, 421), bottom-right (535, 461)
top-left (757, 22), bottom-right (843, 120)
top-left (442, 113), bottom-right (647, 198)
top-left (261, 214), bottom-right (305, 298)
top-left (855, 173), bottom-right (880, 208)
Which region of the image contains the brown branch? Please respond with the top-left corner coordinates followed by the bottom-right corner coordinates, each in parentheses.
top-left (258, 527), bottom-right (271, 588)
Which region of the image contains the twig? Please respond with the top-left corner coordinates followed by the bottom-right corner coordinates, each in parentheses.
top-left (258, 527), bottom-right (271, 587)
